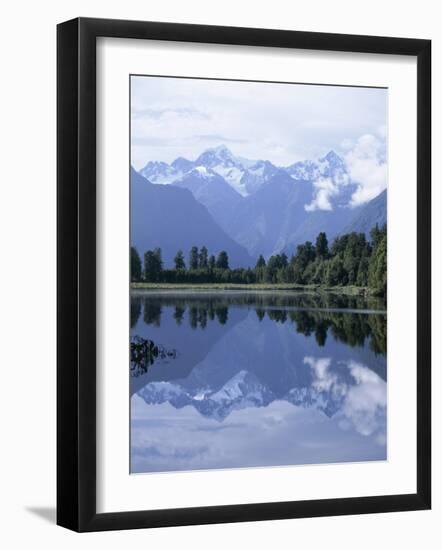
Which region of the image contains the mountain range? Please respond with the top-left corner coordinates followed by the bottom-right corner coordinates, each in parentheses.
top-left (131, 167), bottom-right (253, 267)
top-left (133, 145), bottom-right (387, 264)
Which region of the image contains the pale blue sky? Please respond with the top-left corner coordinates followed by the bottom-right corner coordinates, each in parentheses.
top-left (131, 75), bottom-right (387, 169)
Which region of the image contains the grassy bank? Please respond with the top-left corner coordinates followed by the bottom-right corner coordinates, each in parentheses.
top-left (131, 282), bottom-right (371, 295)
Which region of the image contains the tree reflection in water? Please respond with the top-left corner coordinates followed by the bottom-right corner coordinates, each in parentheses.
top-left (130, 292), bottom-right (386, 357)
top-left (130, 335), bottom-right (177, 377)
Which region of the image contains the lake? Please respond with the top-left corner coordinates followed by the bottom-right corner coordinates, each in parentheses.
top-left (130, 290), bottom-right (387, 473)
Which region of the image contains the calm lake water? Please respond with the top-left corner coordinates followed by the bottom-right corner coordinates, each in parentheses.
top-left (130, 291), bottom-right (387, 474)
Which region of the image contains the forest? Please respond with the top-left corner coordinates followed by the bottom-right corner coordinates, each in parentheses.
top-left (131, 224), bottom-right (387, 297)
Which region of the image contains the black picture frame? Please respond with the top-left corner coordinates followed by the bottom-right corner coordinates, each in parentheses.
top-left (57, 17), bottom-right (431, 532)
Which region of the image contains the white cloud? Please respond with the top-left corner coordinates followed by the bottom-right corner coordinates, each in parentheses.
top-left (342, 360), bottom-right (387, 438)
top-left (304, 356), bottom-right (349, 407)
top-left (345, 133), bottom-right (387, 206)
top-left (304, 357), bottom-right (386, 441)
top-left (304, 177), bottom-right (340, 212)
top-left (131, 75), bottom-right (387, 169)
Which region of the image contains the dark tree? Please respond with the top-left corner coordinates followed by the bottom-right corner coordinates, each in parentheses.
top-left (174, 250), bottom-right (186, 270)
top-left (296, 241), bottom-right (316, 268)
top-left (144, 248), bottom-right (163, 282)
top-left (370, 224), bottom-right (383, 248)
top-left (255, 255), bottom-right (266, 268)
top-left (266, 255), bottom-right (281, 271)
top-left (131, 246), bottom-right (142, 281)
top-left (189, 246), bottom-right (199, 270)
top-left (216, 250), bottom-right (229, 270)
top-left (199, 246), bottom-right (209, 269)
top-left (315, 232), bottom-right (329, 259)
top-left (153, 247), bottom-right (163, 269)
top-left (368, 224), bottom-right (387, 296)
top-left (208, 255), bottom-right (216, 270)
top-left (326, 255), bottom-right (347, 286)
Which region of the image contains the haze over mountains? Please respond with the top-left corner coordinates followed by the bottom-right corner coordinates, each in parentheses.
top-left (133, 145), bottom-right (386, 266)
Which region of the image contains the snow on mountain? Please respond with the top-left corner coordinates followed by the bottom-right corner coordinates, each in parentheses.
top-left (140, 146), bottom-right (352, 200)
top-left (209, 163), bottom-right (246, 195)
top-left (171, 156), bottom-right (194, 173)
top-left (140, 160), bottom-right (183, 185)
top-left (239, 160), bottom-right (280, 195)
top-left (195, 144), bottom-right (237, 167)
top-left (195, 145), bottom-right (268, 196)
top-left (136, 147), bottom-right (386, 258)
top-left (286, 150), bottom-right (349, 185)
top-left (285, 150), bottom-right (358, 215)
top-left (139, 145), bottom-right (279, 197)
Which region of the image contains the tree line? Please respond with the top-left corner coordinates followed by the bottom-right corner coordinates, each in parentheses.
top-left (131, 224), bottom-right (387, 296)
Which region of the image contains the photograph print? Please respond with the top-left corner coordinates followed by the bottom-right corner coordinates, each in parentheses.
top-left (130, 75), bottom-right (387, 474)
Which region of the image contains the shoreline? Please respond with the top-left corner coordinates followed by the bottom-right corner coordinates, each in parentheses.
top-left (131, 282), bottom-right (374, 295)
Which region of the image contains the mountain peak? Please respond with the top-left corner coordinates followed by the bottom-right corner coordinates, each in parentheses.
top-left (321, 150), bottom-right (343, 166)
top-left (211, 144), bottom-right (232, 155)
top-left (197, 144), bottom-right (235, 165)
top-left (171, 156), bottom-right (193, 172)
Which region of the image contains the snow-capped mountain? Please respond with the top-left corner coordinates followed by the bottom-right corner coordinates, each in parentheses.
top-left (139, 160), bottom-right (182, 185)
top-left (139, 145), bottom-right (354, 202)
top-left (194, 145), bottom-right (279, 196)
top-left (135, 146), bottom-right (387, 259)
top-left (286, 150), bottom-right (348, 183)
top-left (139, 145), bottom-right (279, 197)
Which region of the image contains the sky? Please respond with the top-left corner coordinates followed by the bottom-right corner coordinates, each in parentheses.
top-left (131, 75), bottom-right (388, 170)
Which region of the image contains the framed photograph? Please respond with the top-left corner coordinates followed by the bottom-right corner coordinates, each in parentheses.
top-left (57, 17), bottom-right (431, 532)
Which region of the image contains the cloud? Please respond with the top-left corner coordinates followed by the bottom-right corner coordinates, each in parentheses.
top-left (304, 356), bottom-right (347, 399)
top-left (304, 357), bottom-right (386, 441)
top-left (305, 132), bottom-right (387, 211)
top-left (131, 75), bottom-right (387, 169)
top-left (195, 134), bottom-right (247, 144)
top-left (345, 133), bottom-right (387, 206)
top-left (132, 106), bottom-right (210, 120)
top-left (304, 356), bottom-right (334, 390)
top-left (342, 360), bottom-right (387, 438)
top-left (304, 178), bottom-right (339, 212)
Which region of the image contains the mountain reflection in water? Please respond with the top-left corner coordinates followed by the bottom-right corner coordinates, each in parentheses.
top-left (130, 291), bottom-right (386, 473)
